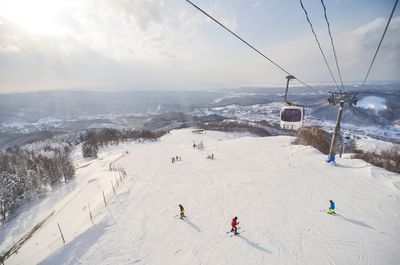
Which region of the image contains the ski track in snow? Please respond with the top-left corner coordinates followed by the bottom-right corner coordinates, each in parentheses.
top-left (2, 129), bottom-right (400, 265)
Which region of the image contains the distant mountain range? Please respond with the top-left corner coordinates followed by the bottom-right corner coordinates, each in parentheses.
top-left (0, 84), bottom-right (399, 148)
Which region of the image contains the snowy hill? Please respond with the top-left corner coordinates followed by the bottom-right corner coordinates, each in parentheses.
top-left (2, 129), bottom-right (400, 265)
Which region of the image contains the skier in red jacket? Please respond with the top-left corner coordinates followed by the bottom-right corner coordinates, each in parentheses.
top-left (230, 216), bottom-right (239, 235)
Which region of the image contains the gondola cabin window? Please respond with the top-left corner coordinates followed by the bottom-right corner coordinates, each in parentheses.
top-left (280, 106), bottom-right (304, 130)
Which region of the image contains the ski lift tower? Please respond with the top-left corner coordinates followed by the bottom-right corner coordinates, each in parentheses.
top-left (326, 92), bottom-right (358, 163)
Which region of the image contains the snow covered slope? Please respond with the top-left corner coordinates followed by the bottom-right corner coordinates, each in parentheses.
top-left (5, 129), bottom-right (400, 265)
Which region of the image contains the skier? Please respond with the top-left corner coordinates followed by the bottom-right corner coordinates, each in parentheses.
top-left (179, 204), bottom-right (186, 219)
top-left (327, 200), bottom-right (335, 214)
top-left (230, 216), bottom-right (239, 235)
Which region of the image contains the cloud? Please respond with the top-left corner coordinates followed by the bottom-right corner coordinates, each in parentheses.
top-left (0, 0), bottom-right (398, 92)
top-left (0, 0), bottom-right (185, 61)
top-left (0, 0), bottom-right (197, 91)
top-left (0, 0), bottom-right (245, 92)
top-left (252, 0), bottom-right (261, 8)
top-left (339, 16), bottom-right (400, 79)
top-left (261, 16), bottom-right (400, 85)
top-left (348, 17), bottom-right (400, 50)
top-left (109, 0), bottom-right (166, 31)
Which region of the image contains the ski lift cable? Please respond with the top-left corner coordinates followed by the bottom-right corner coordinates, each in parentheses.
top-left (299, 0), bottom-right (340, 92)
top-left (185, 0), bottom-right (319, 93)
top-left (361, 0), bottom-right (399, 90)
top-left (320, 0), bottom-right (345, 92)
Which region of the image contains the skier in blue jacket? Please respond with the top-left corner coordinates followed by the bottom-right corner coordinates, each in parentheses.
top-left (328, 200), bottom-right (335, 214)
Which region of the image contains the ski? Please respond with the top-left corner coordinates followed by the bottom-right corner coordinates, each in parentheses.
top-left (320, 210), bottom-right (338, 215)
top-left (226, 227), bottom-right (241, 233)
top-left (230, 231), bottom-right (244, 237)
top-left (226, 227), bottom-right (241, 234)
top-left (174, 215), bottom-right (187, 219)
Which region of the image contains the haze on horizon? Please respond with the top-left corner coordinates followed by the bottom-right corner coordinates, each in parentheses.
top-left (0, 0), bottom-right (399, 93)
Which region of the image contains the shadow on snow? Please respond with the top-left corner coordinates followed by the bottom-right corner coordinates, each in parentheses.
top-left (183, 218), bottom-right (201, 232)
top-left (237, 235), bottom-right (272, 254)
top-left (337, 215), bottom-right (375, 230)
top-left (39, 219), bottom-right (111, 265)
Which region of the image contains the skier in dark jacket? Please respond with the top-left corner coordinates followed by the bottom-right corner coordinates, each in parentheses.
top-left (230, 216), bottom-right (239, 235)
top-left (328, 200), bottom-right (335, 214)
top-left (179, 204), bottom-right (186, 219)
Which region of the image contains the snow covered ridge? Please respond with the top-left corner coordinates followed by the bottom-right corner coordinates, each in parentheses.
top-left (2, 129), bottom-right (399, 265)
top-left (357, 96), bottom-right (387, 113)
top-left (194, 101), bottom-right (400, 144)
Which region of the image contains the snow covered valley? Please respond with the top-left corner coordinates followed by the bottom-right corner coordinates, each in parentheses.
top-left (2, 129), bottom-right (400, 265)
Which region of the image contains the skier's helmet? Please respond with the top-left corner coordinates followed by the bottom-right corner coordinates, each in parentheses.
top-left (234, 216), bottom-right (238, 219)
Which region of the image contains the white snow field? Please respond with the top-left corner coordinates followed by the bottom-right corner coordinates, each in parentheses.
top-left (3, 129), bottom-right (400, 265)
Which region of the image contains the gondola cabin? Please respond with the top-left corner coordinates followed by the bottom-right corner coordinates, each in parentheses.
top-left (280, 106), bottom-right (304, 130)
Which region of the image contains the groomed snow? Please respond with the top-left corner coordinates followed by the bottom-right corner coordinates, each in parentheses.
top-left (3, 129), bottom-right (400, 265)
top-left (356, 136), bottom-right (399, 153)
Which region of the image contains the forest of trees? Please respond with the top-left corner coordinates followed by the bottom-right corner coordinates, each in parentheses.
top-left (353, 147), bottom-right (400, 173)
top-left (292, 126), bottom-right (331, 154)
top-left (197, 121), bottom-right (271, 137)
top-left (293, 126), bottom-right (400, 173)
top-left (81, 128), bottom-right (168, 158)
top-left (0, 128), bottom-right (168, 223)
top-left (0, 140), bottom-right (75, 223)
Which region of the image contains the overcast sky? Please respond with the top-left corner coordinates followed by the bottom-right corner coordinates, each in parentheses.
top-left (0, 0), bottom-right (399, 93)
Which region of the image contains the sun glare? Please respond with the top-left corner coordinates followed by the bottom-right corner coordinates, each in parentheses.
top-left (0, 0), bottom-right (72, 35)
